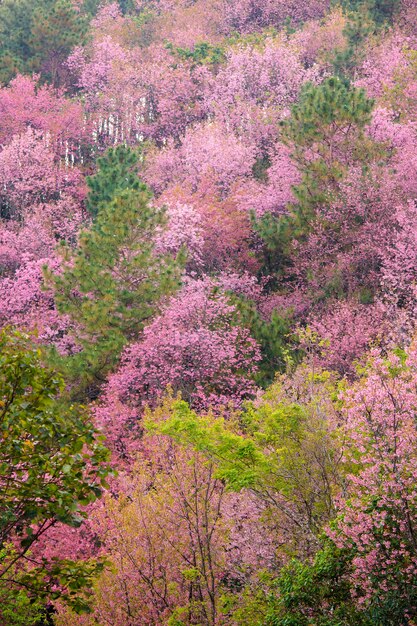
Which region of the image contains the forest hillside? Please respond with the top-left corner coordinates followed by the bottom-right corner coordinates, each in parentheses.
top-left (1, 0), bottom-right (417, 624)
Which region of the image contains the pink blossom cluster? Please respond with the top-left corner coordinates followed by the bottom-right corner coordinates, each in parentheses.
top-left (95, 278), bottom-right (261, 451)
top-left (330, 344), bottom-right (417, 601)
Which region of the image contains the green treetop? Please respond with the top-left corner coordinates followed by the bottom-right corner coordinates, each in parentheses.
top-left (0, 0), bottom-right (87, 85)
top-left (255, 77), bottom-right (375, 273)
top-left (86, 145), bottom-right (146, 218)
top-left (46, 185), bottom-right (184, 400)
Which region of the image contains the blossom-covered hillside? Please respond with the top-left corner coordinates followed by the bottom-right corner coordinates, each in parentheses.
top-left (1, 0), bottom-right (417, 624)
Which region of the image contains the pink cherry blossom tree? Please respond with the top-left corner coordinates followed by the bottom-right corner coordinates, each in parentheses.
top-left (330, 342), bottom-right (417, 612)
top-left (95, 278), bottom-right (260, 452)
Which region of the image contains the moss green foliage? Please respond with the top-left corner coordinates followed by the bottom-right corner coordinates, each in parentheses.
top-left (143, 371), bottom-right (348, 623)
top-left (146, 367), bottom-right (340, 537)
top-left (0, 330), bottom-right (110, 535)
top-left (1, 550), bottom-right (107, 620)
top-left (264, 535), bottom-right (416, 626)
top-left (0, 568), bottom-right (47, 626)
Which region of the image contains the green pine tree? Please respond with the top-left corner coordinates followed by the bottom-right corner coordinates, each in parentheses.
top-left (0, 0), bottom-right (87, 85)
top-left (45, 185), bottom-right (184, 400)
top-left (79, 0), bottom-right (102, 16)
top-left (118, 0), bottom-right (137, 14)
top-left (281, 76), bottom-right (374, 212)
top-left (86, 145), bottom-right (146, 218)
top-left (333, 4), bottom-right (376, 77)
top-left (0, 0), bottom-right (45, 83)
top-left (254, 77), bottom-right (375, 275)
top-left (30, 0), bottom-right (87, 84)
top-left (339, 0), bottom-right (400, 26)
top-left (230, 294), bottom-right (301, 386)
top-left (332, 0), bottom-right (400, 78)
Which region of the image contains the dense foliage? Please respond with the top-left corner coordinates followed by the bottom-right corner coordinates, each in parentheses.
top-left (0, 330), bottom-right (110, 622)
top-left (2, 0), bottom-right (417, 624)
